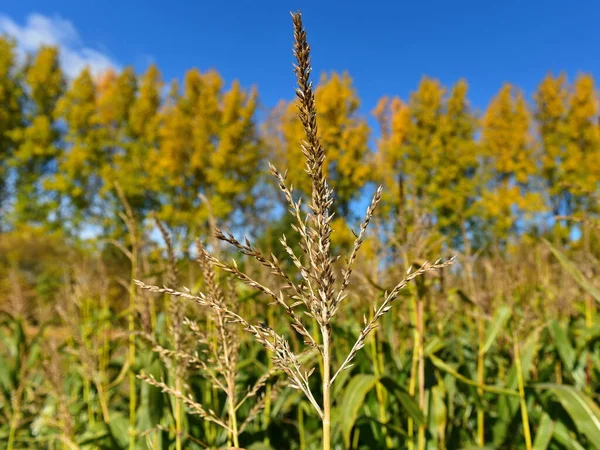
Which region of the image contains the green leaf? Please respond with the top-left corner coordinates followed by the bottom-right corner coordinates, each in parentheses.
top-left (552, 421), bottom-right (587, 450)
top-left (549, 321), bottom-right (586, 388)
top-left (0, 352), bottom-right (11, 392)
top-left (550, 320), bottom-right (575, 370)
top-left (505, 329), bottom-right (540, 389)
top-left (429, 354), bottom-right (518, 397)
top-left (379, 376), bottom-right (425, 426)
top-left (532, 413), bottom-right (554, 450)
top-left (331, 364), bottom-right (352, 400)
top-left (537, 384), bottom-right (600, 449)
top-left (424, 336), bottom-right (445, 356)
top-left (482, 306), bottom-right (511, 354)
top-left (108, 412), bottom-right (129, 449)
top-left (493, 330), bottom-right (540, 446)
top-left (76, 423), bottom-right (110, 446)
top-left (544, 239), bottom-right (600, 305)
top-left (247, 443), bottom-right (275, 450)
top-left (337, 374), bottom-right (378, 448)
top-left (137, 357), bottom-right (164, 432)
top-left (354, 416), bottom-right (408, 437)
top-left (429, 384), bottom-right (447, 443)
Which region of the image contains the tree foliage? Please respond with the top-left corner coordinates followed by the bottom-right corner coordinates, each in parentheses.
top-left (0, 40), bottom-right (597, 253)
top-left (267, 72), bottom-right (370, 219)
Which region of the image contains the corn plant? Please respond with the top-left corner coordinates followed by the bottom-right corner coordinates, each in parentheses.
top-left (136, 12), bottom-right (453, 449)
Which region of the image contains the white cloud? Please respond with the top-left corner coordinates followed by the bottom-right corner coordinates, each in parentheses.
top-left (0, 13), bottom-right (119, 78)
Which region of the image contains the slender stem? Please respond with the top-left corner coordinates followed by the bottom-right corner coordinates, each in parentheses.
top-left (352, 429), bottom-right (361, 449)
top-left (149, 296), bottom-right (157, 333)
top-left (100, 287), bottom-right (110, 423)
top-left (7, 411), bottom-right (19, 450)
top-left (263, 307), bottom-right (275, 442)
top-left (203, 380), bottom-right (216, 443)
top-left (83, 377), bottom-right (92, 426)
top-left (223, 333), bottom-right (239, 449)
top-left (128, 236), bottom-right (138, 450)
top-left (417, 299), bottom-right (425, 450)
top-left (408, 296), bottom-right (418, 450)
top-left (227, 392), bottom-right (240, 448)
top-left (175, 374), bottom-right (182, 450)
top-left (128, 333), bottom-right (136, 450)
top-left (477, 316), bottom-right (485, 446)
top-left (96, 381), bottom-right (111, 424)
top-left (164, 293), bottom-right (172, 336)
top-left (370, 313), bottom-right (392, 448)
top-left (299, 405), bottom-right (306, 450)
top-left (514, 336), bottom-right (532, 450)
top-left (585, 294), bottom-right (593, 393)
top-left (322, 327), bottom-right (331, 450)
top-left (82, 298), bottom-right (95, 427)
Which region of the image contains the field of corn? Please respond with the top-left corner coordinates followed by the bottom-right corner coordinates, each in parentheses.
top-left (1, 10), bottom-right (600, 450)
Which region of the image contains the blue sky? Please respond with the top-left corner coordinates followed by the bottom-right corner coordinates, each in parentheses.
top-left (1, 0), bottom-right (599, 126)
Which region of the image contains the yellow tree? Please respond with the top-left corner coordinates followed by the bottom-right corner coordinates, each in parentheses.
top-left (480, 83), bottom-right (540, 244)
top-left (372, 96), bottom-right (410, 224)
top-left (94, 67), bottom-right (139, 230)
top-left (267, 72), bottom-right (370, 219)
top-left (373, 79), bottom-right (479, 251)
top-left (122, 64), bottom-right (163, 213)
top-left (155, 69), bottom-right (261, 244)
top-left (564, 74), bottom-right (600, 216)
top-left (534, 73), bottom-right (570, 217)
top-left (403, 77), bottom-right (445, 220)
top-left (50, 68), bottom-right (103, 227)
top-left (9, 46), bottom-right (65, 225)
top-left (0, 37), bottom-right (23, 229)
top-left (205, 81), bottom-right (260, 215)
top-left (372, 77), bottom-right (445, 248)
top-left (434, 79), bottom-right (479, 250)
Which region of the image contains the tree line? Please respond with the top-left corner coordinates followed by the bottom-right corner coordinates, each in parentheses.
top-left (0, 36), bottom-right (598, 254)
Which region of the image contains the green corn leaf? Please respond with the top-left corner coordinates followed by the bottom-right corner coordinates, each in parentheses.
top-left (552, 421), bottom-right (587, 450)
top-left (379, 376), bottom-right (426, 426)
top-left (482, 305), bottom-right (511, 354)
top-left (550, 320), bottom-right (576, 370)
top-left (107, 411), bottom-right (129, 448)
top-left (336, 374), bottom-right (378, 448)
top-left (247, 443), bottom-right (275, 450)
top-left (532, 413), bottom-right (554, 450)
top-left (493, 329), bottom-right (540, 447)
top-left (549, 321), bottom-right (587, 388)
top-left (536, 384), bottom-right (600, 449)
top-left (429, 354), bottom-right (518, 397)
